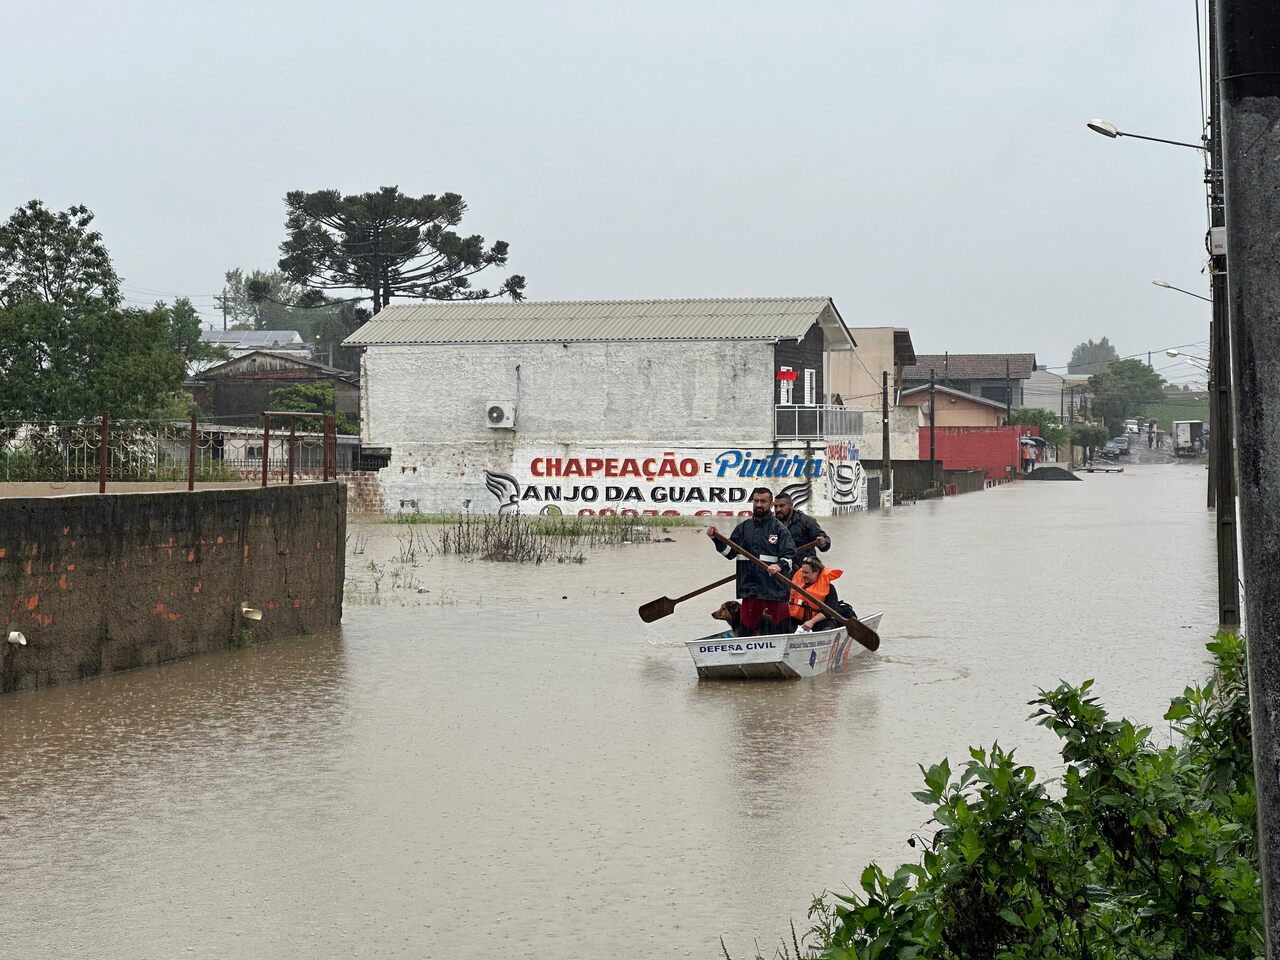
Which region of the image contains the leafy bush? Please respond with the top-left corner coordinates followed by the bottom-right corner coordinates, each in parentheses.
top-left (758, 634), bottom-right (1261, 959)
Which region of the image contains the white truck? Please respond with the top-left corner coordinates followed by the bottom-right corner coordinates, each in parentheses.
top-left (1173, 420), bottom-right (1205, 457)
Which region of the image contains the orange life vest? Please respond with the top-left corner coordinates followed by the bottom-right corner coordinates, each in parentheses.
top-left (789, 567), bottom-right (843, 622)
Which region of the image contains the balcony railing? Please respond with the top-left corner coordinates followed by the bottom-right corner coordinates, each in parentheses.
top-left (774, 405), bottom-right (864, 440)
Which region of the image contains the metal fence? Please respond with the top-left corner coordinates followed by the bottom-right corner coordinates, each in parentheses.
top-left (774, 404), bottom-right (865, 440)
top-left (0, 412), bottom-right (341, 489)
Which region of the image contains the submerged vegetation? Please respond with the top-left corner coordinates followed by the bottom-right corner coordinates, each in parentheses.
top-left (733, 633), bottom-right (1260, 960)
top-left (369, 512), bottom-right (690, 564)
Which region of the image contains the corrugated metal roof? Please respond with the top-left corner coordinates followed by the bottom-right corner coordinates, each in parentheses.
top-left (343, 297), bottom-right (847, 346)
top-left (199, 329), bottom-right (305, 349)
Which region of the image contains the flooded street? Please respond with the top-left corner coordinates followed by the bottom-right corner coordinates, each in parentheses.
top-left (1, 463), bottom-right (1219, 959)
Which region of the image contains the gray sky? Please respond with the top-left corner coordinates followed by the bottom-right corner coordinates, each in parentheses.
top-left (0, 1), bottom-right (1213, 380)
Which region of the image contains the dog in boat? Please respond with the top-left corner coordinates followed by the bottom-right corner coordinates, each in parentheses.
top-left (711, 600), bottom-right (792, 637)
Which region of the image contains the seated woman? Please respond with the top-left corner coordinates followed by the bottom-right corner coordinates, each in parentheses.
top-left (789, 556), bottom-right (850, 632)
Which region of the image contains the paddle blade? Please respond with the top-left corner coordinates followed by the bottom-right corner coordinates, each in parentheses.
top-left (638, 597), bottom-right (676, 623)
top-left (846, 619), bottom-right (880, 652)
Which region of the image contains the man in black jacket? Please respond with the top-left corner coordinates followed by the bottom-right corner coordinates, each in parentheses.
top-left (706, 487), bottom-right (797, 635)
top-left (773, 491), bottom-right (830, 560)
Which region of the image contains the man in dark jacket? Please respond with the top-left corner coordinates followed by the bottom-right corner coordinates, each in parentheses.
top-left (706, 487), bottom-right (797, 635)
top-left (773, 492), bottom-right (830, 560)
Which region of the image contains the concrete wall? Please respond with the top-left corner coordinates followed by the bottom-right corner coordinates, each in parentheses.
top-left (0, 484), bottom-right (345, 694)
top-left (837, 406), bottom-right (922, 464)
top-left (890, 461), bottom-right (987, 497)
top-left (360, 340), bottom-right (776, 447)
top-left (829, 327), bottom-right (898, 412)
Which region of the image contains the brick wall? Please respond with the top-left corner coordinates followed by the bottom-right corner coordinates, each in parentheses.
top-left (918, 426), bottom-right (1036, 481)
top-left (0, 484), bottom-right (345, 694)
top-left (340, 472), bottom-right (386, 516)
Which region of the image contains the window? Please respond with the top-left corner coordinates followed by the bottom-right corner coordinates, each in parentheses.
top-left (803, 368), bottom-right (815, 406)
top-left (779, 366), bottom-right (793, 405)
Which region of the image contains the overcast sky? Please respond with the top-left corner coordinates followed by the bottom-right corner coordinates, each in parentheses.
top-left (1, 1), bottom-right (1213, 381)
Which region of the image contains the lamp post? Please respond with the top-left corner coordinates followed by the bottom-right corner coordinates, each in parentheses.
top-left (1165, 347), bottom-right (1210, 370)
top-left (1086, 119), bottom-right (1207, 151)
top-left (1153, 279), bottom-right (1213, 303)
top-left (1090, 108), bottom-right (1239, 632)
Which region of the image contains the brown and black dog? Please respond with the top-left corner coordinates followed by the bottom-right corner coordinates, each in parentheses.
top-left (711, 600), bottom-right (791, 637)
top-left (711, 600), bottom-right (746, 636)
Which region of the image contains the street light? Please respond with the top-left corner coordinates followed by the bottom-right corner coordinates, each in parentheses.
top-left (1166, 348), bottom-right (1210, 370)
top-left (1152, 279), bottom-right (1213, 303)
top-left (1086, 118), bottom-right (1206, 151)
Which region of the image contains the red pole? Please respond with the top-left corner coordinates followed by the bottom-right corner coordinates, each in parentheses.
top-left (187, 412), bottom-right (197, 491)
top-left (324, 414), bottom-right (335, 481)
top-left (287, 417), bottom-right (296, 485)
top-left (98, 411), bottom-right (110, 494)
top-left (261, 413), bottom-right (270, 487)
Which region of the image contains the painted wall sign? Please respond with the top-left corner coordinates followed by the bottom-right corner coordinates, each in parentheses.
top-left (482, 448), bottom-right (827, 517)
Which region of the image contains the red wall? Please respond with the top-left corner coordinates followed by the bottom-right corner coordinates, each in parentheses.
top-left (918, 426), bottom-right (1039, 481)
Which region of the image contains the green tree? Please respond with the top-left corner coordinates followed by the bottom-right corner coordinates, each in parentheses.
top-left (1009, 408), bottom-right (1067, 449)
top-left (278, 185), bottom-right (525, 313)
top-left (214, 266), bottom-right (368, 370)
top-left (0, 200), bottom-right (120, 309)
top-left (0, 299), bottom-right (189, 420)
top-left (166, 296), bottom-right (229, 365)
top-left (1067, 336), bottom-right (1120, 375)
top-left (213, 267), bottom-right (303, 330)
top-left (1070, 422), bottom-right (1108, 462)
top-left (268, 381), bottom-right (357, 434)
top-left (1089, 358), bottom-right (1165, 434)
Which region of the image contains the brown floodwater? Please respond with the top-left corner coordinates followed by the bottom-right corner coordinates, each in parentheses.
top-left (0, 463), bottom-right (1220, 959)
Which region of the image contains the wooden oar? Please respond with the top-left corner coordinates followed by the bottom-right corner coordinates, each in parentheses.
top-left (711, 532), bottom-right (880, 652)
top-left (637, 538), bottom-right (822, 623)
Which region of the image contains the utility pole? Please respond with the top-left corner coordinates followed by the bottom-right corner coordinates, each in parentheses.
top-left (221, 286), bottom-right (229, 331)
top-left (1216, 1), bottom-right (1280, 953)
top-left (881, 370), bottom-right (892, 504)
top-left (1005, 359), bottom-right (1012, 423)
top-left (929, 369), bottom-right (937, 488)
top-left (1208, 0), bottom-right (1241, 630)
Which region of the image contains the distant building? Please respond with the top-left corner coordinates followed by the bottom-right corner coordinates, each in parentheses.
top-left (898, 383), bottom-right (1009, 427)
top-left (189, 351), bottom-right (360, 426)
top-left (1022, 368), bottom-right (1067, 418)
top-left (200, 329), bottom-right (310, 358)
top-left (899, 353), bottom-right (1037, 410)
top-left (344, 296), bottom-right (875, 516)
top-left (828, 327), bottom-right (917, 412)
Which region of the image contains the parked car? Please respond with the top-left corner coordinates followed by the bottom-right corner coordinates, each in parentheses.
top-left (1125, 419), bottom-right (1140, 434)
top-left (1111, 436), bottom-right (1131, 455)
top-left (1101, 440), bottom-right (1125, 459)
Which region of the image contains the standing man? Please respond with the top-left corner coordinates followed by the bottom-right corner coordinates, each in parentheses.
top-left (773, 491), bottom-right (831, 560)
top-left (706, 487), bottom-right (797, 636)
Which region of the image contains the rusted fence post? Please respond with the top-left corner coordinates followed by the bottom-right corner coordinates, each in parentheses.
top-left (287, 417), bottom-right (296, 485)
top-left (187, 412), bottom-right (197, 491)
top-left (98, 410), bottom-right (110, 494)
top-left (324, 414), bottom-right (335, 481)
top-left (261, 413), bottom-right (271, 488)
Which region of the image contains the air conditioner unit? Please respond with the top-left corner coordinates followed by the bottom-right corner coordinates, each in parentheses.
top-left (486, 400), bottom-right (516, 429)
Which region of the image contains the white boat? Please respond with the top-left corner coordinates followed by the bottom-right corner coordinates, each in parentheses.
top-left (685, 613), bottom-right (884, 680)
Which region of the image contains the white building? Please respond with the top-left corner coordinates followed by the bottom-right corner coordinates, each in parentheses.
top-left (1022, 368), bottom-right (1067, 418)
top-left (344, 297), bottom-right (881, 517)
